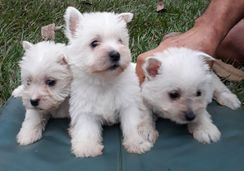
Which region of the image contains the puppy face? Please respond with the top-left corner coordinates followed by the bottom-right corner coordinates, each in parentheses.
top-left (64, 7), bottom-right (133, 76)
top-left (20, 41), bottom-right (72, 111)
top-left (142, 48), bottom-right (214, 124)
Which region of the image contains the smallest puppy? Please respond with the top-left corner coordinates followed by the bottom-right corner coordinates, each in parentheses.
top-left (141, 47), bottom-right (241, 144)
top-left (13, 41), bottom-right (72, 145)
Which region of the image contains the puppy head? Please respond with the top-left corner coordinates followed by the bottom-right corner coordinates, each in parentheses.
top-left (20, 41), bottom-right (72, 111)
top-left (142, 47), bottom-right (215, 124)
top-left (64, 7), bottom-right (133, 77)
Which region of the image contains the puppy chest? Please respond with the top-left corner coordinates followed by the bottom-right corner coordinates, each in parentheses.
top-left (94, 96), bottom-right (118, 115)
top-left (76, 88), bottom-right (119, 120)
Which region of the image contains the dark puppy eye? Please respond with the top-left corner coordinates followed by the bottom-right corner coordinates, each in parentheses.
top-left (26, 78), bottom-right (32, 86)
top-left (196, 90), bottom-right (202, 97)
top-left (45, 79), bottom-right (56, 87)
top-left (90, 40), bottom-right (99, 48)
top-left (118, 38), bottom-right (123, 43)
top-left (168, 90), bottom-right (181, 100)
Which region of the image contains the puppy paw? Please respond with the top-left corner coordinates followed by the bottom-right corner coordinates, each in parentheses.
top-left (191, 123), bottom-right (221, 144)
top-left (138, 124), bottom-right (159, 144)
top-left (71, 140), bottom-right (104, 157)
top-left (17, 128), bottom-right (42, 145)
top-left (123, 135), bottom-right (153, 154)
top-left (217, 92), bottom-right (241, 110)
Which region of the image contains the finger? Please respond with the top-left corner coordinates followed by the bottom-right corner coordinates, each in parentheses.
top-left (136, 54), bottom-right (146, 84)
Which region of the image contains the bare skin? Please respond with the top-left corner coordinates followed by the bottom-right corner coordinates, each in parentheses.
top-left (136, 0), bottom-right (244, 84)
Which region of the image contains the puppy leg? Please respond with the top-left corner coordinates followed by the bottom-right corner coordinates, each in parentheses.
top-left (17, 109), bottom-right (48, 145)
top-left (188, 110), bottom-right (221, 144)
top-left (212, 73), bottom-right (241, 109)
top-left (120, 105), bottom-right (158, 154)
top-left (69, 114), bottom-right (103, 157)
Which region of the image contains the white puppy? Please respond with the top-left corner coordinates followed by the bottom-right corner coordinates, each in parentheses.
top-left (64, 7), bottom-right (158, 157)
top-left (13, 41), bottom-right (72, 145)
top-left (141, 47), bottom-right (241, 144)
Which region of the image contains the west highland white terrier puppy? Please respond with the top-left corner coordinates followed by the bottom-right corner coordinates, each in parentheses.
top-left (12, 41), bottom-right (72, 145)
top-left (64, 7), bottom-right (158, 157)
top-left (141, 47), bottom-right (241, 144)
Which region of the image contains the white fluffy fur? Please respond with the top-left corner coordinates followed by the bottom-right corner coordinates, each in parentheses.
top-left (13, 41), bottom-right (72, 145)
top-left (65, 7), bottom-right (158, 157)
top-left (142, 47), bottom-right (241, 144)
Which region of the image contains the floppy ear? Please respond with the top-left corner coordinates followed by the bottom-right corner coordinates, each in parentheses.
top-left (197, 52), bottom-right (215, 69)
top-left (118, 13), bottom-right (133, 23)
top-left (142, 57), bottom-right (162, 80)
top-left (64, 6), bottom-right (82, 40)
top-left (22, 41), bottom-right (33, 50)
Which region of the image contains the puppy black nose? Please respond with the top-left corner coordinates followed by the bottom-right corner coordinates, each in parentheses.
top-left (109, 50), bottom-right (120, 62)
top-left (184, 111), bottom-right (196, 121)
top-left (30, 99), bottom-right (40, 107)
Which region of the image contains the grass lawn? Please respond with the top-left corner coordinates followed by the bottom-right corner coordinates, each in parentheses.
top-left (0, 0), bottom-right (243, 106)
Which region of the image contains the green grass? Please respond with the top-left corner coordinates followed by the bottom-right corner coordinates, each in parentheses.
top-left (0, 0), bottom-right (243, 106)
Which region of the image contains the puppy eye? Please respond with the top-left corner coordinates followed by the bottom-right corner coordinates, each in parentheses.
top-left (90, 40), bottom-right (99, 48)
top-left (168, 90), bottom-right (181, 100)
top-left (45, 79), bottom-right (56, 87)
top-left (196, 90), bottom-right (202, 97)
top-left (26, 78), bottom-right (32, 86)
top-left (118, 38), bottom-right (123, 44)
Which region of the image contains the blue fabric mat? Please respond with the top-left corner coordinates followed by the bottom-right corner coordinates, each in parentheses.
top-left (0, 97), bottom-right (243, 171)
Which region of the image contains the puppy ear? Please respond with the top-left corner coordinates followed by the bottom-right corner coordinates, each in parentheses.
top-left (57, 54), bottom-right (69, 65)
top-left (197, 52), bottom-right (215, 69)
top-left (64, 7), bottom-right (82, 40)
top-left (22, 41), bottom-right (33, 50)
top-left (143, 57), bottom-right (162, 80)
top-left (118, 13), bottom-right (133, 23)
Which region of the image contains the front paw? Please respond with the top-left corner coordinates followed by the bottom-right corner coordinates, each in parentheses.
top-left (138, 123), bottom-right (159, 144)
top-left (217, 92), bottom-right (241, 110)
top-left (123, 135), bottom-right (154, 154)
top-left (71, 140), bottom-right (104, 157)
top-left (190, 123), bottom-right (221, 144)
top-left (17, 128), bottom-right (42, 145)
